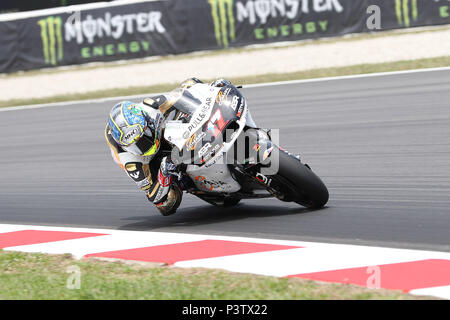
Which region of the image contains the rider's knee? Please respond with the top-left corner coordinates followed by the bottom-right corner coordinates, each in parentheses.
top-left (154, 186), bottom-right (183, 216)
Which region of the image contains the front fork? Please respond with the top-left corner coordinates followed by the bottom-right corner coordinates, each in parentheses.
top-left (230, 127), bottom-right (287, 199)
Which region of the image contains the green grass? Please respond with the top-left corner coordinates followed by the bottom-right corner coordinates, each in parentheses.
top-left (1, 55), bottom-right (449, 109)
top-left (0, 250), bottom-right (435, 300)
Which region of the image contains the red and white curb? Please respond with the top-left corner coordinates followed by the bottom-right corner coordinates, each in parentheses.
top-left (0, 223), bottom-right (449, 299)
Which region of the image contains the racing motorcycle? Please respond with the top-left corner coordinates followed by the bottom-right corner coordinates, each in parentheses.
top-left (163, 83), bottom-right (329, 209)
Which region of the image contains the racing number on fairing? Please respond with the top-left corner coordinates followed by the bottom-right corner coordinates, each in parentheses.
top-left (208, 109), bottom-right (227, 138)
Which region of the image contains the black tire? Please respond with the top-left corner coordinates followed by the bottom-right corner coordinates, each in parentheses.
top-left (268, 147), bottom-right (329, 209)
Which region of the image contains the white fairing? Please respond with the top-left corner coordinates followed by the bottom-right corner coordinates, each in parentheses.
top-left (165, 84), bottom-right (221, 150)
top-left (164, 83), bottom-right (256, 194)
top-left (186, 164), bottom-right (242, 193)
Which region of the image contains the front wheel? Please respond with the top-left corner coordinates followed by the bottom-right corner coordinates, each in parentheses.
top-left (267, 147), bottom-right (329, 209)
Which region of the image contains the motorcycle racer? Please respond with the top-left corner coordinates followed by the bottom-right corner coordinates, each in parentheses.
top-left (105, 77), bottom-right (231, 216)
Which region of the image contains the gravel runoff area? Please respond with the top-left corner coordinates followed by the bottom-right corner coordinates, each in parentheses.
top-left (1, 27), bottom-right (450, 102)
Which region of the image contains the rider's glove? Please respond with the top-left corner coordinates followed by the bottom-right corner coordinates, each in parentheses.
top-left (210, 79), bottom-right (231, 88)
top-left (160, 156), bottom-right (178, 177)
top-left (152, 156), bottom-right (178, 205)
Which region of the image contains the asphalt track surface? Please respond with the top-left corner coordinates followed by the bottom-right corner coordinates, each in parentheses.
top-left (1, 69), bottom-right (450, 252)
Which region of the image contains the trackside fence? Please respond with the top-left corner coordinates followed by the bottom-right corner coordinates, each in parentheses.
top-left (0, 0), bottom-right (448, 73)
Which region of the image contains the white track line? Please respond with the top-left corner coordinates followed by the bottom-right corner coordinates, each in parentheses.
top-left (240, 66), bottom-right (450, 88)
top-left (1, 66), bottom-right (449, 113)
top-left (176, 244), bottom-right (450, 277)
top-left (410, 286), bottom-right (450, 300)
top-left (0, 0), bottom-right (159, 22)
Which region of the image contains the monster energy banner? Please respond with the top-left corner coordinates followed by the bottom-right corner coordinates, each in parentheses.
top-left (0, 0), bottom-right (449, 73)
top-left (0, 0), bottom-right (186, 72)
top-left (196, 0), bottom-right (450, 49)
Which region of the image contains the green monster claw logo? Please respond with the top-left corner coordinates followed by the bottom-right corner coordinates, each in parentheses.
top-left (128, 104), bottom-right (144, 116)
top-left (208, 0), bottom-right (235, 48)
top-left (395, 0), bottom-right (418, 27)
top-left (37, 16), bottom-right (64, 65)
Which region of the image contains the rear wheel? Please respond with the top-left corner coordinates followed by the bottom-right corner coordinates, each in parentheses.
top-left (267, 147), bottom-right (329, 209)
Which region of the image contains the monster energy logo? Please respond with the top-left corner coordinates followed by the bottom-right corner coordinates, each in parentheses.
top-left (208, 0), bottom-right (235, 48)
top-left (395, 0), bottom-right (418, 27)
top-left (37, 16), bottom-right (64, 65)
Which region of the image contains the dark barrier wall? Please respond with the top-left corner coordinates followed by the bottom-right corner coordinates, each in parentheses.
top-left (0, 1), bottom-right (189, 72)
top-left (190, 0), bottom-right (450, 50)
top-left (0, 0), bottom-right (449, 73)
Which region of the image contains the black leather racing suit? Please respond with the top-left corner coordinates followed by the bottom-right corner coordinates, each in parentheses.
top-left (105, 92), bottom-right (184, 216)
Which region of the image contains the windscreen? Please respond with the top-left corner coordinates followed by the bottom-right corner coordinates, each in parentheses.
top-left (169, 87), bottom-right (203, 115)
